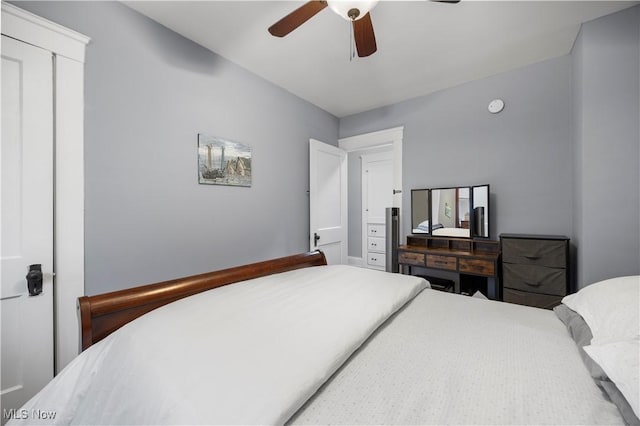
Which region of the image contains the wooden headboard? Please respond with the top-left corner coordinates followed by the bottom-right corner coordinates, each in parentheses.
top-left (77, 251), bottom-right (327, 350)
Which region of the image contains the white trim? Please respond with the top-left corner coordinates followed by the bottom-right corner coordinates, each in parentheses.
top-left (54, 56), bottom-right (85, 372)
top-left (361, 154), bottom-right (368, 270)
top-left (1, 2), bottom-right (89, 63)
top-left (338, 126), bottom-right (404, 152)
top-left (2, 3), bottom-right (88, 373)
top-left (338, 127), bottom-right (403, 209)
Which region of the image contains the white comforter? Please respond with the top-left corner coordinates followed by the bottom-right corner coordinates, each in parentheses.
top-left (12, 265), bottom-right (427, 425)
top-left (291, 289), bottom-right (625, 425)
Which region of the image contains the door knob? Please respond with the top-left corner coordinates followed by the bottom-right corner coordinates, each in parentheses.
top-left (26, 264), bottom-right (43, 296)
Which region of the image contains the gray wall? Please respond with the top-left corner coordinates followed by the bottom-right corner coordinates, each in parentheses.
top-left (14, 1), bottom-right (339, 295)
top-left (572, 6), bottom-right (640, 287)
top-left (341, 5), bottom-right (640, 289)
top-left (340, 55), bottom-right (574, 242)
top-left (13, 2), bottom-right (639, 293)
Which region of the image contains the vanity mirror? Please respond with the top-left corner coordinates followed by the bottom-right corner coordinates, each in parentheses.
top-left (472, 185), bottom-right (490, 238)
top-left (431, 186), bottom-right (470, 238)
top-left (410, 184), bottom-right (490, 238)
top-left (411, 189), bottom-right (430, 233)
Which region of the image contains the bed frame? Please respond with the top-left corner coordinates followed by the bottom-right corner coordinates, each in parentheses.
top-left (77, 250), bottom-right (327, 350)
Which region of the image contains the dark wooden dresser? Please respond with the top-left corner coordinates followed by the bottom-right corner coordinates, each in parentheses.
top-left (500, 234), bottom-right (570, 309)
top-left (397, 235), bottom-right (501, 299)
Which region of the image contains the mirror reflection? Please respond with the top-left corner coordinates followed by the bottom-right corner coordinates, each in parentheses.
top-left (431, 187), bottom-right (470, 238)
top-left (472, 185), bottom-right (490, 238)
top-left (410, 184), bottom-right (490, 238)
top-left (411, 189), bottom-right (430, 233)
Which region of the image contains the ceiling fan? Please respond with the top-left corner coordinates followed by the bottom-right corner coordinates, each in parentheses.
top-left (268, 0), bottom-right (460, 58)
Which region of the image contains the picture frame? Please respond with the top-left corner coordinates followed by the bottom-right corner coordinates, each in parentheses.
top-left (198, 134), bottom-right (252, 187)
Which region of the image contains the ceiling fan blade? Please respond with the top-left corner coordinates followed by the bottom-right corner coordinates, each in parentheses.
top-left (353, 13), bottom-right (377, 57)
top-left (268, 1), bottom-right (328, 37)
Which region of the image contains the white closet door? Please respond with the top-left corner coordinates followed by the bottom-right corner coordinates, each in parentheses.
top-left (1, 35), bottom-right (54, 419)
top-left (361, 151), bottom-right (393, 270)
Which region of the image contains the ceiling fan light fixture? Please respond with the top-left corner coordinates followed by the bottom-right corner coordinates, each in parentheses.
top-left (327, 0), bottom-right (379, 21)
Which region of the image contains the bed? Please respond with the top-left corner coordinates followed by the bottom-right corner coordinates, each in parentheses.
top-left (412, 221), bottom-right (471, 238)
top-left (432, 227), bottom-right (470, 238)
top-left (10, 251), bottom-right (639, 425)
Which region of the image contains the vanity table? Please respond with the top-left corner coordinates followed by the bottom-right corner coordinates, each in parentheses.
top-left (397, 235), bottom-right (501, 299)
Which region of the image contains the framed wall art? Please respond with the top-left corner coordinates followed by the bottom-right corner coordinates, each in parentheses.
top-left (198, 134), bottom-right (252, 187)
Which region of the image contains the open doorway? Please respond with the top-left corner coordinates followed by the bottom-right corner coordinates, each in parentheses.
top-left (338, 127), bottom-right (403, 267)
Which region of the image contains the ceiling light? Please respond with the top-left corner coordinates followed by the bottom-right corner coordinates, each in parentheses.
top-left (327, 0), bottom-right (379, 21)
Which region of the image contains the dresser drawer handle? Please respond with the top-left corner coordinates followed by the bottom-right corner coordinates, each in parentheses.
top-left (524, 281), bottom-right (541, 287)
top-left (524, 255), bottom-right (541, 260)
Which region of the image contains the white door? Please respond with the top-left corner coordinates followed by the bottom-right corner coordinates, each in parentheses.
top-left (362, 151), bottom-right (393, 224)
top-left (309, 139), bottom-right (347, 264)
top-left (1, 35), bottom-right (54, 419)
top-left (361, 151), bottom-right (393, 270)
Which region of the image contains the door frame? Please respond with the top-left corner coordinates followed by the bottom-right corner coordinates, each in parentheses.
top-left (2, 3), bottom-right (89, 373)
top-left (338, 126), bottom-right (404, 266)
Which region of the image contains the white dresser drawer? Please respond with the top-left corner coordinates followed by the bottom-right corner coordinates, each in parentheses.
top-left (368, 237), bottom-right (385, 253)
top-left (367, 223), bottom-right (385, 238)
top-left (367, 252), bottom-right (385, 268)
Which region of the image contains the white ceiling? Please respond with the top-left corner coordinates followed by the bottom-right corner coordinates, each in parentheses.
top-left (124, 1), bottom-right (637, 117)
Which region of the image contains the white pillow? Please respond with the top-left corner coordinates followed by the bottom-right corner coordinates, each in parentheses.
top-left (584, 338), bottom-right (640, 418)
top-left (562, 276), bottom-right (639, 345)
